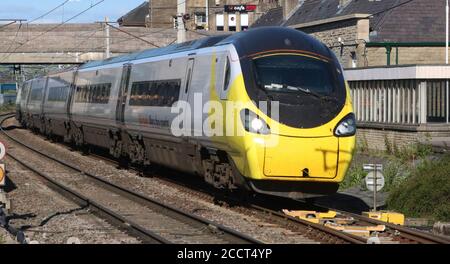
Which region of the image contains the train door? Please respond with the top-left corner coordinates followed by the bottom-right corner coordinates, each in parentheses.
top-left (215, 54), bottom-right (231, 100)
top-left (40, 77), bottom-right (50, 116)
top-left (183, 58), bottom-right (196, 135)
top-left (116, 63), bottom-right (132, 125)
top-left (66, 70), bottom-right (78, 119)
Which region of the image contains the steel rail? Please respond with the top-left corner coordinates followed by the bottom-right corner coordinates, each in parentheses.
top-left (6, 148), bottom-right (170, 244)
top-left (0, 114), bottom-right (262, 244)
top-left (333, 209), bottom-right (450, 244)
top-left (248, 204), bottom-right (367, 244)
top-left (5, 112), bottom-right (447, 244)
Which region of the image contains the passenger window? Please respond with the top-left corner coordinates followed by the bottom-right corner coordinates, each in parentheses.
top-left (185, 69), bottom-right (192, 93)
top-left (224, 58), bottom-right (231, 91)
top-left (130, 79), bottom-right (181, 107)
top-left (75, 83), bottom-right (111, 104)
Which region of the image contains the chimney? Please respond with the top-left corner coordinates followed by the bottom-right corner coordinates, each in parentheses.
top-left (282, 0), bottom-right (300, 20)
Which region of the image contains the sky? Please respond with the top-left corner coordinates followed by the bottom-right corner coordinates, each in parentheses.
top-left (0, 0), bottom-right (147, 23)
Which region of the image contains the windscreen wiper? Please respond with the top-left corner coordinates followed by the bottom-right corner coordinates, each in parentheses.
top-left (256, 82), bottom-right (274, 101)
top-left (285, 85), bottom-right (337, 102)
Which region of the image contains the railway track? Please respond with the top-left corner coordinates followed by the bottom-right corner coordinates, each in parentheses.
top-left (0, 113), bottom-right (261, 244)
top-left (87, 146), bottom-right (450, 244)
top-left (328, 208), bottom-right (450, 244)
top-left (2, 113), bottom-right (449, 244)
top-left (88, 151), bottom-right (450, 245)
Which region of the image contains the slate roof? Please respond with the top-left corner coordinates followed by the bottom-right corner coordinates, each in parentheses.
top-left (117, 1), bottom-right (150, 27)
top-left (252, 0), bottom-right (447, 43)
top-left (251, 6), bottom-right (284, 27)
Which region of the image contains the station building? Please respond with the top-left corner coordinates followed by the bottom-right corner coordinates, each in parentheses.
top-left (253, 0), bottom-right (450, 68)
top-left (118, 0), bottom-right (280, 32)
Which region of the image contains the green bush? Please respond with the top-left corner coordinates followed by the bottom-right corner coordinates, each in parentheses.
top-left (387, 154), bottom-right (450, 221)
top-left (382, 159), bottom-right (411, 192)
top-left (340, 165), bottom-right (367, 190)
top-left (394, 143), bottom-right (433, 162)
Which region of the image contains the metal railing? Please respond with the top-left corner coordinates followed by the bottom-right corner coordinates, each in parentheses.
top-left (346, 65), bottom-right (450, 125)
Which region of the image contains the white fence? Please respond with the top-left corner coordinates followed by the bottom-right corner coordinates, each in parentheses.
top-left (345, 65), bottom-right (450, 125)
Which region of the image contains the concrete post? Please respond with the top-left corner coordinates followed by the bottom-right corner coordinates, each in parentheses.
top-left (419, 81), bottom-right (428, 124)
top-left (236, 12), bottom-right (241, 32)
top-left (104, 17), bottom-right (110, 59)
top-left (224, 12), bottom-right (229, 32)
top-left (177, 0), bottom-right (186, 44)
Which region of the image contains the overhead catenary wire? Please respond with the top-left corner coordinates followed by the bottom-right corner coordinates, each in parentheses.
top-left (0, 22), bottom-right (23, 62)
top-left (28, 0), bottom-right (70, 24)
top-left (104, 22), bottom-right (161, 48)
top-left (73, 26), bottom-right (178, 58)
top-left (366, 0), bottom-right (416, 18)
top-left (0, 0), bottom-right (106, 63)
top-left (0, 22), bottom-right (16, 29)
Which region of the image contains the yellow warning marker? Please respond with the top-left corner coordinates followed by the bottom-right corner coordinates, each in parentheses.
top-left (283, 209), bottom-right (388, 238)
top-left (363, 211), bottom-right (405, 226)
top-left (325, 223), bottom-right (386, 237)
top-left (282, 210), bottom-right (354, 225)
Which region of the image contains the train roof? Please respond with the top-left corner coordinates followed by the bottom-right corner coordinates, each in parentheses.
top-left (79, 34), bottom-right (231, 69)
top-left (79, 27), bottom-right (331, 70)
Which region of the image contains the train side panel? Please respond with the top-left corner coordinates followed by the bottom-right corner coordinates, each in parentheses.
top-left (26, 77), bottom-right (47, 132)
top-left (16, 81), bottom-right (31, 124)
top-left (70, 65), bottom-right (123, 149)
top-left (43, 71), bottom-right (75, 138)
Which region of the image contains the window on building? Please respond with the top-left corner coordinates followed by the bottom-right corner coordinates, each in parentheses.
top-left (129, 79), bottom-right (181, 107)
top-left (241, 13), bottom-right (249, 31)
top-left (228, 14), bottom-right (236, 31)
top-left (75, 83), bottom-right (111, 104)
top-left (216, 13), bottom-right (224, 31)
top-left (172, 16), bottom-right (178, 29)
top-left (195, 12), bottom-right (206, 29)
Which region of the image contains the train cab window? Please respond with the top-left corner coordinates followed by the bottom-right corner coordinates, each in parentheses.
top-left (129, 79), bottom-right (181, 107)
top-left (252, 54), bottom-right (342, 96)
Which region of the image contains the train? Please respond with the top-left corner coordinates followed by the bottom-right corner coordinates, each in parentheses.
top-left (16, 27), bottom-right (356, 199)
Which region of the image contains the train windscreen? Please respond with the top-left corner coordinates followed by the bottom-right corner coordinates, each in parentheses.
top-left (248, 53), bottom-right (347, 129)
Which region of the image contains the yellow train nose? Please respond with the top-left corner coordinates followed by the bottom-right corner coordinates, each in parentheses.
top-left (264, 136), bottom-right (339, 179)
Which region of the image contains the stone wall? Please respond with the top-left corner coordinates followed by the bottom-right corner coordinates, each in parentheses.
top-left (357, 125), bottom-right (450, 151)
top-left (150, 0), bottom-right (177, 28)
top-left (298, 18), bottom-right (368, 68)
top-left (0, 23), bottom-right (213, 63)
top-left (365, 46), bottom-right (450, 67)
top-left (0, 24), bottom-right (177, 53)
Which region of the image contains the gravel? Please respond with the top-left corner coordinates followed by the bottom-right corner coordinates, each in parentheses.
top-left (3, 156), bottom-right (141, 244)
top-left (1, 118), bottom-right (320, 244)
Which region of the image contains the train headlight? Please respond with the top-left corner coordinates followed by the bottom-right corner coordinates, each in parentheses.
top-left (241, 109), bottom-right (271, 135)
top-left (334, 113), bottom-right (356, 137)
